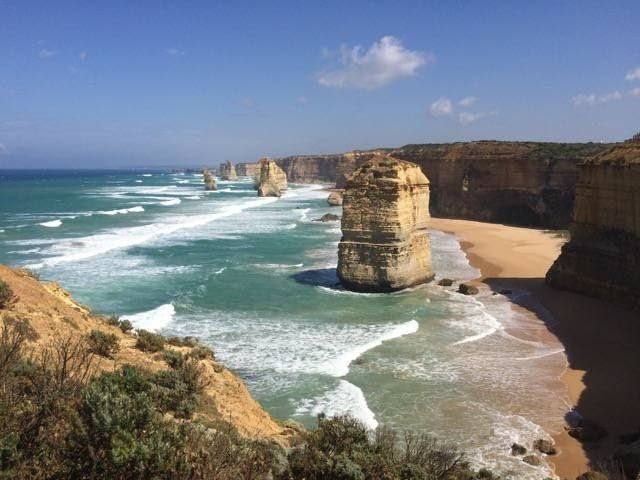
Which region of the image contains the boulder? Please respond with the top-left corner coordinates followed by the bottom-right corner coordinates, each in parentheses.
top-left (337, 155), bottom-right (433, 292)
top-left (256, 158), bottom-right (288, 197)
top-left (316, 213), bottom-right (340, 222)
top-left (202, 169), bottom-right (216, 191)
top-left (438, 278), bottom-right (454, 287)
top-left (458, 283), bottom-right (479, 295)
top-left (533, 439), bottom-right (557, 455)
top-left (511, 443), bottom-right (527, 456)
top-left (327, 191), bottom-right (344, 206)
top-left (522, 455), bottom-right (541, 466)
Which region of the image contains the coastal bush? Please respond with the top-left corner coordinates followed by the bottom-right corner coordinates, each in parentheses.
top-left (188, 344), bottom-right (215, 361)
top-left (0, 280), bottom-right (14, 309)
top-left (87, 329), bottom-right (120, 358)
top-left (117, 318), bottom-right (133, 333)
top-left (152, 357), bottom-right (207, 419)
top-left (163, 349), bottom-right (186, 369)
top-left (167, 335), bottom-right (199, 347)
top-left (135, 329), bottom-right (165, 352)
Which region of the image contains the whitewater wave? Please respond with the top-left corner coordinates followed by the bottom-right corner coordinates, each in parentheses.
top-left (121, 303), bottom-right (175, 332)
top-left (40, 219), bottom-right (62, 228)
top-left (319, 320), bottom-right (419, 377)
top-left (97, 206), bottom-right (145, 215)
top-left (295, 380), bottom-right (378, 430)
top-left (27, 196), bottom-right (279, 268)
top-left (160, 198), bottom-right (181, 206)
top-left (142, 174), bottom-right (152, 177)
top-left (186, 196), bottom-right (202, 200)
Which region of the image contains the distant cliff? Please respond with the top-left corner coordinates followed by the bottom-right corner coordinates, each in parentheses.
top-left (275, 141), bottom-right (612, 227)
top-left (546, 142), bottom-right (640, 309)
top-left (236, 162), bottom-right (260, 177)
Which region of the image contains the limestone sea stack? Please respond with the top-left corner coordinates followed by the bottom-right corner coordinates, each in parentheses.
top-left (203, 168), bottom-right (216, 191)
top-left (327, 190), bottom-right (343, 206)
top-left (256, 158), bottom-right (288, 197)
top-left (546, 140), bottom-right (640, 309)
top-left (337, 156), bottom-right (433, 292)
top-left (236, 162), bottom-right (260, 177)
top-left (218, 161), bottom-right (238, 181)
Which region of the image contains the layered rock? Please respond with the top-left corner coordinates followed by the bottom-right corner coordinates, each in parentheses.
top-left (202, 168), bottom-right (216, 191)
top-left (275, 151), bottom-right (381, 185)
top-left (546, 142), bottom-right (640, 309)
top-left (218, 161), bottom-right (238, 181)
top-left (236, 162), bottom-right (260, 177)
top-left (327, 190), bottom-right (343, 206)
top-left (256, 158), bottom-right (288, 197)
top-left (337, 156), bottom-right (433, 292)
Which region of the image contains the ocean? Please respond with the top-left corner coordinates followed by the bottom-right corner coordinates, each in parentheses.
top-left (0, 169), bottom-right (569, 479)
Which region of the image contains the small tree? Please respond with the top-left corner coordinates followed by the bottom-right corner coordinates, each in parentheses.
top-left (0, 280), bottom-right (14, 309)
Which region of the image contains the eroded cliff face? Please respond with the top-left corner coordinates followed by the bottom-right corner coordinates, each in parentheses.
top-left (275, 151), bottom-right (382, 185)
top-left (203, 168), bottom-right (216, 191)
top-left (546, 142), bottom-right (640, 309)
top-left (337, 156), bottom-right (433, 292)
top-left (256, 158), bottom-right (287, 197)
top-left (236, 162), bottom-right (260, 177)
top-left (218, 161), bottom-right (238, 181)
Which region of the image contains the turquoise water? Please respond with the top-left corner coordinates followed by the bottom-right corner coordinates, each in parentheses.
top-left (0, 170), bottom-right (569, 479)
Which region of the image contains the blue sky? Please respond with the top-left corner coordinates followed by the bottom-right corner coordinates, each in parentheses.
top-left (1, 1), bottom-right (639, 167)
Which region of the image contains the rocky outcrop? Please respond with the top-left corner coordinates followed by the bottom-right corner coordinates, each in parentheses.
top-left (236, 162), bottom-right (260, 178)
top-left (546, 142), bottom-right (640, 309)
top-left (218, 161), bottom-right (238, 181)
top-left (275, 142), bottom-right (612, 227)
top-left (337, 156), bottom-right (433, 292)
top-left (203, 168), bottom-right (216, 191)
top-left (256, 158), bottom-right (288, 197)
top-left (327, 190), bottom-right (343, 206)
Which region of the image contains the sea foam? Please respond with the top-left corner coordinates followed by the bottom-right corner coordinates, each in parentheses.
top-left (40, 219), bottom-right (62, 228)
top-left (121, 303), bottom-right (175, 332)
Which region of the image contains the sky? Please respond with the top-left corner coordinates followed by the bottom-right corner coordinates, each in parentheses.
top-left (1, 1), bottom-right (639, 168)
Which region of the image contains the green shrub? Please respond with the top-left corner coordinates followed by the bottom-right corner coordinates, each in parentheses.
top-left (188, 344), bottom-right (215, 361)
top-left (87, 329), bottom-right (120, 358)
top-left (0, 280), bottom-right (14, 309)
top-left (163, 349), bottom-right (185, 369)
top-left (152, 358), bottom-right (206, 419)
top-left (167, 335), bottom-right (199, 347)
top-left (135, 329), bottom-right (165, 352)
top-left (118, 318), bottom-right (133, 333)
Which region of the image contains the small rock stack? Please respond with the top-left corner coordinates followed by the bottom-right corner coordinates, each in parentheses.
top-left (202, 169), bottom-right (216, 191)
top-left (256, 158), bottom-right (288, 197)
top-left (218, 161), bottom-right (238, 181)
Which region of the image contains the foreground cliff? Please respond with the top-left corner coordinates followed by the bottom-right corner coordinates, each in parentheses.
top-left (337, 156), bottom-right (433, 292)
top-left (546, 142), bottom-right (640, 309)
top-left (276, 142), bottom-right (612, 228)
top-left (256, 158), bottom-right (287, 197)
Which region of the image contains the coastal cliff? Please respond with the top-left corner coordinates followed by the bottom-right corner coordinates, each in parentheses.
top-left (257, 158), bottom-right (288, 197)
top-left (276, 142), bottom-right (612, 227)
top-left (202, 168), bottom-right (216, 191)
top-left (546, 142), bottom-right (640, 309)
top-left (236, 162), bottom-right (260, 177)
top-left (337, 156), bottom-right (433, 292)
top-left (218, 161), bottom-right (238, 181)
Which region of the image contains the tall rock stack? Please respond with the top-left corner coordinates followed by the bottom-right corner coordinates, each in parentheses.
top-left (546, 141), bottom-right (640, 309)
top-left (256, 158), bottom-right (288, 197)
top-left (202, 169), bottom-right (216, 191)
top-left (218, 161), bottom-right (238, 181)
top-left (337, 156), bottom-right (433, 292)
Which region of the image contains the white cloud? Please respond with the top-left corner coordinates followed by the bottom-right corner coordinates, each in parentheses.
top-left (0, 142), bottom-right (7, 155)
top-left (429, 97), bottom-right (453, 117)
top-left (458, 96), bottom-right (477, 107)
top-left (625, 67), bottom-right (640, 82)
top-left (239, 97), bottom-right (255, 108)
top-left (165, 47), bottom-right (185, 56)
top-left (458, 111), bottom-right (486, 126)
top-left (630, 87), bottom-right (640, 98)
top-left (317, 36), bottom-right (433, 89)
top-left (297, 96), bottom-right (308, 104)
top-left (572, 91), bottom-right (622, 107)
top-left (78, 51), bottom-right (87, 62)
top-left (38, 48), bottom-right (58, 59)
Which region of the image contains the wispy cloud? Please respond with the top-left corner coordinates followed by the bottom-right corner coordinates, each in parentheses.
top-left (297, 96), bottom-right (308, 104)
top-left (630, 87), bottom-right (640, 98)
top-left (429, 97), bottom-right (453, 117)
top-left (0, 142), bottom-right (7, 155)
top-left (317, 36), bottom-right (433, 89)
top-left (165, 47), bottom-right (185, 56)
top-left (38, 48), bottom-right (58, 59)
top-left (78, 51), bottom-right (87, 62)
top-left (625, 67), bottom-right (640, 82)
top-left (239, 97), bottom-right (256, 109)
top-left (458, 111), bottom-right (486, 126)
top-left (571, 91), bottom-right (622, 107)
top-left (458, 96), bottom-right (477, 107)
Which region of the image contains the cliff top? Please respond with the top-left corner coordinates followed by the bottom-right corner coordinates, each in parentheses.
top-left (348, 155), bottom-right (429, 186)
top-left (584, 142), bottom-right (640, 166)
top-left (0, 265), bottom-right (297, 445)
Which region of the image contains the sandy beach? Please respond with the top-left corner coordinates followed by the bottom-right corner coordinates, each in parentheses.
top-left (430, 218), bottom-right (640, 479)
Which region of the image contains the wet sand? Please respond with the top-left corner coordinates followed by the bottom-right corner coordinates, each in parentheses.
top-left (430, 218), bottom-right (640, 479)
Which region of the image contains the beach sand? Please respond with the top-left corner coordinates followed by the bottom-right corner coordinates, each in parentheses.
top-left (430, 218), bottom-right (640, 479)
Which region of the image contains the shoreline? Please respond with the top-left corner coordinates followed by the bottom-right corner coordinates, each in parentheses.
top-left (429, 218), bottom-right (640, 479)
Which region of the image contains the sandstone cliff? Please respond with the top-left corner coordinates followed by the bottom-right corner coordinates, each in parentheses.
top-left (0, 265), bottom-right (297, 444)
top-left (218, 161), bottom-right (238, 181)
top-left (546, 142), bottom-right (640, 309)
top-left (203, 168), bottom-right (216, 191)
top-left (236, 162), bottom-right (260, 177)
top-left (276, 142), bottom-right (612, 227)
top-left (256, 158), bottom-right (288, 197)
top-left (337, 156), bottom-right (433, 292)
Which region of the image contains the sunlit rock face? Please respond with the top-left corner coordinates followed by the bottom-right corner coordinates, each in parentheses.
top-left (236, 162), bottom-right (260, 178)
top-left (218, 161), bottom-right (238, 181)
top-left (203, 169), bottom-right (216, 191)
top-left (256, 158), bottom-right (288, 197)
top-left (546, 141), bottom-right (640, 309)
top-left (337, 155), bottom-right (433, 292)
